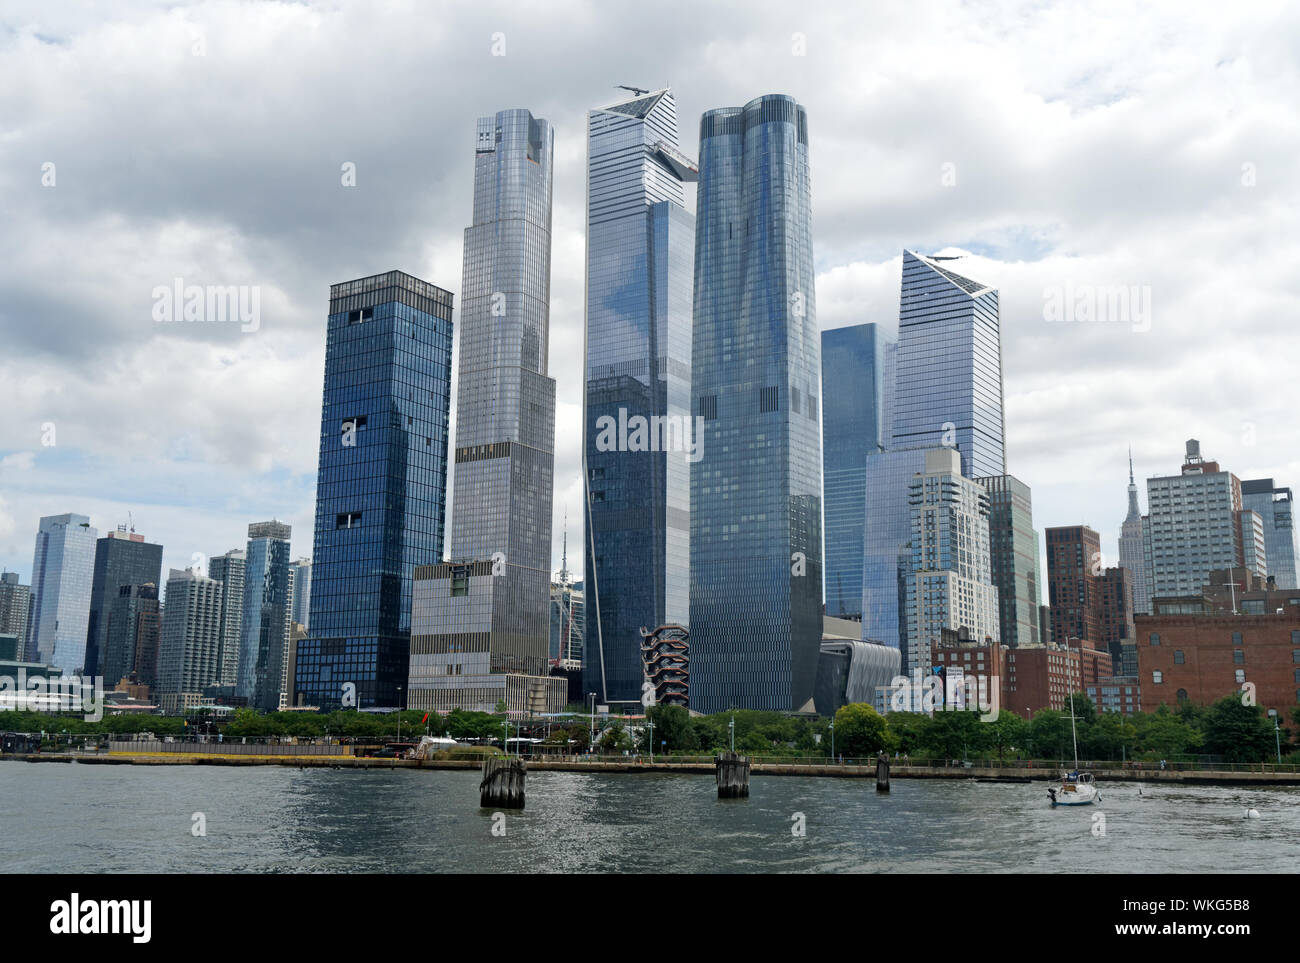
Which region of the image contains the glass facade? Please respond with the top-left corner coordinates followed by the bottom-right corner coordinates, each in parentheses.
top-left (237, 521), bottom-right (292, 711)
top-left (583, 88), bottom-right (695, 706)
top-left (1242, 478), bottom-right (1298, 589)
top-left (821, 323), bottom-right (892, 620)
top-left (103, 582), bottom-right (160, 686)
top-left (28, 513), bottom-right (98, 672)
top-left (289, 557), bottom-right (312, 629)
top-left (862, 447), bottom-right (927, 654)
top-left (84, 529), bottom-right (162, 678)
top-left (976, 474), bottom-right (1041, 647)
top-left (295, 270), bottom-right (454, 710)
top-left (690, 94), bottom-right (822, 713)
top-left (208, 549), bottom-right (246, 686)
top-left (408, 108), bottom-right (558, 713)
top-left (893, 251), bottom-right (1004, 477)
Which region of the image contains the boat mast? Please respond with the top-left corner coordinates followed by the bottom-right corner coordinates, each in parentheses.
top-left (1069, 694), bottom-right (1080, 770)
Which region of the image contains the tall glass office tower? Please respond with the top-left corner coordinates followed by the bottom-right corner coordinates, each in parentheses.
top-left (294, 270), bottom-right (454, 710)
top-left (862, 252), bottom-right (1003, 665)
top-left (822, 324), bottom-right (893, 621)
top-left (237, 521), bottom-right (292, 712)
top-left (408, 108), bottom-right (564, 715)
top-left (84, 527), bottom-right (162, 677)
top-left (893, 250), bottom-right (1004, 477)
top-left (690, 94), bottom-right (822, 714)
top-left (1242, 478), bottom-right (1298, 589)
top-left (29, 513), bottom-right (98, 672)
top-left (208, 549), bottom-right (246, 686)
top-left (582, 88), bottom-right (696, 706)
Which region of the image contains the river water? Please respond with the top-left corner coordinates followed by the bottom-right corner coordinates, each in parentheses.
top-left (2, 763), bottom-right (1295, 873)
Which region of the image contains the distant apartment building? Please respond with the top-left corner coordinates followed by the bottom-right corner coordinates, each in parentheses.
top-left (102, 582), bottom-right (161, 686)
top-left (237, 521), bottom-right (292, 712)
top-left (288, 557), bottom-right (312, 631)
top-left (1138, 567), bottom-right (1300, 714)
top-left (1242, 478), bottom-right (1298, 590)
top-left (905, 448), bottom-right (1001, 681)
top-left (207, 549), bottom-right (246, 687)
top-left (28, 513), bottom-right (97, 672)
top-left (1046, 524), bottom-right (1135, 674)
top-left (85, 526), bottom-right (163, 678)
top-left (1085, 676), bottom-right (1141, 716)
top-left (0, 572), bottom-right (30, 661)
top-left (157, 568), bottom-right (223, 714)
top-left (1145, 439), bottom-right (1267, 598)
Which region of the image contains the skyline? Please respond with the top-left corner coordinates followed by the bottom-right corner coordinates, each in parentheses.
top-left (3, 1), bottom-right (1300, 601)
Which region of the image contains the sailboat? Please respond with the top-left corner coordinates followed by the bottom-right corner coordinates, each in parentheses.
top-left (1048, 696), bottom-right (1099, 807)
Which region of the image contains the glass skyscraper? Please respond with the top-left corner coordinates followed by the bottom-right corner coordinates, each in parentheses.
top-left (84, 527), bottom-right (162, 678)
top-left (408, 108), bottom-right (564, 715)
top-left (28, 513), bottom-right (98, 672)
top-left (976, 474), bottom-right (1042, 648)
top-left (862, 252), bottom-right (1004, 666)
top-left (893, 250), bottom-right (1004, 477)
top-left (294, 270), bottom-right (454, 710)
top-left (821, 323), bottom-right (893, 621)
top-left (237, 520), bottom-right (292, 712)
top-left (1242, 478), bottom-right (1298, 589)
top-left (582, 88), bottom-right (696, 706)
top-left (690, 94), bottom-right (822, 714)
top-left (208, 549), bottom-right (246, 686)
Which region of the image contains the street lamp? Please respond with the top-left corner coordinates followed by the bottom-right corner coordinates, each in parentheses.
top-left (830, 720), bottom-right (835, 762)
top-left (647, 720), bottom-right (655, 763)
top-left (728, 714), bottom-right (735, 752)
top-left (396, 685), bottom-right (403, 746)
top-left (1269, 709), bottom-right (1281, 764)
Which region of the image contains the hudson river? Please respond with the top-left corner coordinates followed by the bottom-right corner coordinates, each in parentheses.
top-left (3, 764), bottom-right (1296, 872)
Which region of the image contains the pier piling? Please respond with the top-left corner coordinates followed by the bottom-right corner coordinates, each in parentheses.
top-left (480, 755), bottom-right (526, 809)
top-left (876, 752), bottom-right (890, 792)
top-left (716, 751), bottom-right (750, 798)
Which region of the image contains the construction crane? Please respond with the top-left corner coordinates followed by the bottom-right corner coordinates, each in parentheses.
top-left (616, 85), bottom-right (650, 96)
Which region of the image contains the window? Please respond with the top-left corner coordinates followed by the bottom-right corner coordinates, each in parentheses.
top-left (1232, 631), bottom-right (1243, 645)
top-left (698, 395), bottom-right (717, 421)
top-left (1293, 650), bottom-right (1300, 664)
top-left (451, 576), bottom-right (468, 598)
top-left (1234, 649), bottom-right (1244, 665)
top-left (1176, 688), bottom-right (1188, 702)
top-left (1149, 633), bottom-right (1160, 646)
top-left (1235, 669), bottom-right (1246, 684)
top-left (1152, 670), bottom-right (1163, 684)
top-left (335, 512), bottom-right (361, 529)
top-left (1174, 650), bottom-right (1184, 664)
top-left (759, 386), bottom-right (780, 413)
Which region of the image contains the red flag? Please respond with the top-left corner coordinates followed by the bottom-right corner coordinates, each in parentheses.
top-left (421, 712), bottom-right (429, 724)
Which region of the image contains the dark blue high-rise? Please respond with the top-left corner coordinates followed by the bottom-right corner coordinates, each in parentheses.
top-left (690, 94), bottom-right (822, 714)
top-left (293, 271), bottom-right (453, 710)
top-left (821, 324), bottom-right (893, 621)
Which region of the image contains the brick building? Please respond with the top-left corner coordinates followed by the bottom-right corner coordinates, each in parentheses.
top-left (1137, 567), bottom-right (1300, 715)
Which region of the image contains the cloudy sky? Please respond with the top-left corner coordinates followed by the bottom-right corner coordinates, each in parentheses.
top-left (2, 0), bottom-right (1297, 597)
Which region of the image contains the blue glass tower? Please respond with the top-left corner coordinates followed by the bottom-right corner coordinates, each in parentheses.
top-left (294, 271), bottom-right (454, 710)
top-left (583, 88), bottom-right (696, 706)
top-left (29, 513), bottom-right (97, 672)
top-left (690, 94), bottom-right (822, 714)
top-left (821, 324), bottom-right (893, 621)
top-left (237, 520), bottom-right (291, 711)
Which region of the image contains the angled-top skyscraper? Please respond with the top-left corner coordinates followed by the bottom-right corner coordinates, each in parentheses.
top-left (690, 94), bottom-right (822, 714)
top-left (582, 87), bottom-right (696, 707)
top-left (293, 270), bottom-right (455, 709)
top-left (408, 108), bottom-right (564, 714)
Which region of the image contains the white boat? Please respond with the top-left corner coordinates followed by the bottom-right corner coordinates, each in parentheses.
top-left (1048, 698), bottom-right (1100, 807)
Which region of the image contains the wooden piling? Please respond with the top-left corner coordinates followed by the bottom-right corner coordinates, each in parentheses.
top-left (715, 751), bottom-right (750, 798)
top-left (480, 755), bottom-right (526, 809)
top-left (876, 751), bottom-right (891, 792)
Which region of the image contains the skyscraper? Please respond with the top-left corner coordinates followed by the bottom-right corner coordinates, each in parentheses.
top-left (1241, 478), bottom-right (1297, 589)
top-left (690, 94), bottom-right (822, 713)
top-left (293, 270), bottom-right (454, 710)
top-left (583, 87), bottom-right (696, 707)
top-left (905, 448), bottom-right (1000, 675)
top-left (157, 568), bottom-right (222, 715)
top-left (977, 474), bottom-right (1042, 647)
top-left (288, 557), bottom-right (312, 630)
top-left (408, 108), bottom-right (564, 715)
top-left (84, 526), bottom-right (162, 678)
top-left (1118, 451), bottom-right (1152, 614)
top-left (208, 549), bottom-right (246, 686)
top-left (103, 583), bottom-right (160, 686)
top-left (1046, 525), bottom-right (1103, 646)
top-left (892, 250), bottom-right (1005, 477)
top-left (237, 520), bottom-right (292, 712)
top-left (862, 252), bottom-right (1004, 663)
top-left (822, 323), bottom-right (894, 621)
top-left (28, 513), bottom-right (98, 672)
top-left (1146, 439), bottom-right (1266, 598)
top-left (0, 572), bottom-right (30, 661)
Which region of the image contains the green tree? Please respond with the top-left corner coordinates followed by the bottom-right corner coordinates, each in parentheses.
top-left (645, 704), bottom-right (698, 753)
top-left (984, 710), bottom-right (1028, 762)
top-left (1201, 696), bottom-right (1274, 763)
top-left (832, 703), bottom-right (888, 757)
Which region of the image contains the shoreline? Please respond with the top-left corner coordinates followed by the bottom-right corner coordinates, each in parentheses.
top-left (4, 752), bottom-right (1299, 786)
